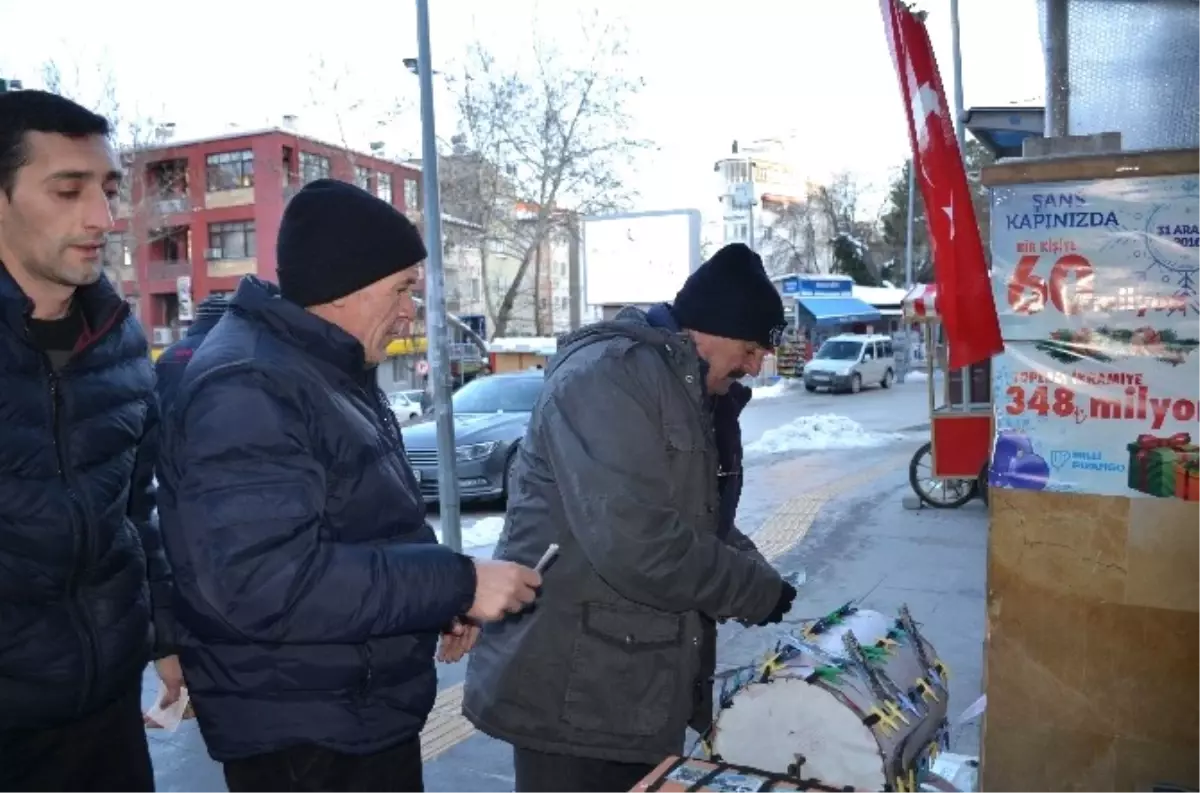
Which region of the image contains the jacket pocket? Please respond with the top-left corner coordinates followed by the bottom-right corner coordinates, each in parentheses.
top-left (561, 602), bottom-right (683, 737)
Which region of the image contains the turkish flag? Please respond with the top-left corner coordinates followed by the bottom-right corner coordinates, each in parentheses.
top-left (880, 0), bottom-right (1003, 369)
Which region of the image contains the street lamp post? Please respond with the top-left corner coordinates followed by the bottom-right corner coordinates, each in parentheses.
top-left (412, 0), bottom-right (463, 552)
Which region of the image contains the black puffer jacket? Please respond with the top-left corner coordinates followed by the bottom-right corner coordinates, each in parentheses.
top-left (157, 277), bottom-right (476, 761)
top-left (0, 263), bottom-right (171, 730)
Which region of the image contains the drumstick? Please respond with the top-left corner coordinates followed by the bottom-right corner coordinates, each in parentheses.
top-left (534, 543), bottom-right (559, 574)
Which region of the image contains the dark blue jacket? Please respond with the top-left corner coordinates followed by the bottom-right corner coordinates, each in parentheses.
top-left (153, 312), bottom-right (223, 417)
top-left (0, 264), bottom-right (170, 731)
top-left (156, 277), bottom-right (477, 761)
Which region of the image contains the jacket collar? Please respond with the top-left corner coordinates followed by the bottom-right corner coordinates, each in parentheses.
top-left (645, 302), bottom-right (752, 414)
top-left (185, 312), bottom-right (223, 338)
top-left (230, 276), bottom-right (369, 375)
top-left (1, 259), bottom-right (127, 345)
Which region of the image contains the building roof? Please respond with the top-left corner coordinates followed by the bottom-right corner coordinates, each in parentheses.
top-left (123, 125), bottom-right (423, 172)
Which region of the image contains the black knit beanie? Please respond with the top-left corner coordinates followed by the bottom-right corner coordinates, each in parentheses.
top-left (672, 243), bottom-right (787, 349)
top-left (194, 293), bottom-right (230, 321)
top-left (276, 178), bottom-right (427, 307)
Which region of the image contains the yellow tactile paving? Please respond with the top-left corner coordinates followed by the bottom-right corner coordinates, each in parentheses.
top-left (419, 450), bottom-right (912, 761)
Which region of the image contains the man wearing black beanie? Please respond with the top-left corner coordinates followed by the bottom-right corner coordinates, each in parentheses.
top-left (155, 179), bottom-right (541, 792)
top-left (465, 242), bottom-right (797, 792)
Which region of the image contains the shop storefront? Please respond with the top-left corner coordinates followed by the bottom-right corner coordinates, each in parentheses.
top-left (773, 275), bottom-right (883, 374)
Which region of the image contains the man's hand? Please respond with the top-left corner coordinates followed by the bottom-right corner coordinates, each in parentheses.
top-left (437, 619), bottom-right (481, 664)
top-left (466, 560), bottom-right (541, 622)
top-left (756, 582), bottom-right (797, 626)
top-left (155, 655), bottom-right (185, 706)
top-left (144, 654), bottom-right (187, 727)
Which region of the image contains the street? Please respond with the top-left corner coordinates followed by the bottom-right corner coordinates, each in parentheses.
top-left (143, 376), bottom-right (988, 792)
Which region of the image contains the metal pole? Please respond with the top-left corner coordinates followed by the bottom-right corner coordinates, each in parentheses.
top-left (1044, 0), bottom-right (1070, 137)
top-left (415, 0), bottom-right (462, 552)
top-left (949, 0), bottom-right (966, 150)
top-left (567, 214), bottom-right (582, 330)
top-left (947, 0), bottom-right (973, 407)
top-left (904, 160), bottom-right (915, 288)
top-left (746, 159), bottom-right (755, 252)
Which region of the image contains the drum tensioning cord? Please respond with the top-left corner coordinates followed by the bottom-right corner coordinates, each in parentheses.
top-left (643, 756), bottom-right (855, 793)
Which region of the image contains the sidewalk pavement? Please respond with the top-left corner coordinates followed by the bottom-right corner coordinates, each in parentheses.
top-left (420, 446), bottom-right (989, 791)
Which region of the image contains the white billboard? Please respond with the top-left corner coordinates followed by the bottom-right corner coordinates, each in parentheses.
top-left (583, 209), bottom-right (701, 306)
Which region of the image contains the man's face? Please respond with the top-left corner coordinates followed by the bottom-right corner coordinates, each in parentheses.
top-left (0, 131), bottom-right (121, 297)
top-left (322, 266), bottom-right (421, 365)
top-left (692, 331), bottom-right (768, 394)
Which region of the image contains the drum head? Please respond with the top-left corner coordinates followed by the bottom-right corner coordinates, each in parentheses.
top-left (711, 678), bottom-right (886, 792)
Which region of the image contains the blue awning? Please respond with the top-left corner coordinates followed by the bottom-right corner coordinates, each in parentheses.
top-left (795, 297), bottom-right (882, 328)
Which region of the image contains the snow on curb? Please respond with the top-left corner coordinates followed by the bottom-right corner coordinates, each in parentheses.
top-left (746, 414), bottom-right (905, 457)
top-left (435, 515), bottom-right (506, 550)
top-left (751, 379), bottom-right (792, 399)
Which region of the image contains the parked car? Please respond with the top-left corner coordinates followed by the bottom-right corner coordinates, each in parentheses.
top-left (803, 333), bottom-right (895, 394)
top-left (400, 369), bottom-right (544, 505)
top-left (388, 390), bottom-right (422, 420)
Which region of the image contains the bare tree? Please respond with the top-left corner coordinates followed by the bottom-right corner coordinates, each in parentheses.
top-left (760, 197), bottom-right (822, 276)
top-left (440, 14), bottom-right (651, 337)
top-left (39, 59), bottom-right (187, 300)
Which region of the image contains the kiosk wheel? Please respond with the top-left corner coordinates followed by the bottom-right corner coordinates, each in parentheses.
top-left (908, 441), bottom-right (978, 508)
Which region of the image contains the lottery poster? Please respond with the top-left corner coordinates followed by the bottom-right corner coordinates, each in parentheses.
top-left (989, 174), bottom-right (1199, 499)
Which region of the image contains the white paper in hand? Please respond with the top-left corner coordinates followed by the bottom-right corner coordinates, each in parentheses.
top-left (144, 682), bottom-right (190, 732)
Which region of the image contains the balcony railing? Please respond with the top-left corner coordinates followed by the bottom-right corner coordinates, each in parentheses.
top-left (146, 259), bottom-right (192, 282)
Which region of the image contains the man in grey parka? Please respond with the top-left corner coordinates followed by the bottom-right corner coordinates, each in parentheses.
top-left (463, 243), bottom-right (797, 792)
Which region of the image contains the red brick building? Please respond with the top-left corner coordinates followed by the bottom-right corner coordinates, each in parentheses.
top-left (108, 127), bottom-right (423, 346)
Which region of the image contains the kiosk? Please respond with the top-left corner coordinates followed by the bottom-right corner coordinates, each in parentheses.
top-left (902, 284), bottom-right (993, 508)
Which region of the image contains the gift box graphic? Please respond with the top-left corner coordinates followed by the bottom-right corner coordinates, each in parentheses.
top-left (1125, 432), bottom-right (1198, 498)
top-left (1176, 458), bottom-right (1200, 502)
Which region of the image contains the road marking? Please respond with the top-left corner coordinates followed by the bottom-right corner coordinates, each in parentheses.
top-left (419, 450), bottom-right (913, 761)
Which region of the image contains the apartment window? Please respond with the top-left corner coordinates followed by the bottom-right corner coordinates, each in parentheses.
top-left (355, 166), bottom-right (371, 190)
top-left (403, 178), bottom-right (420, 211)
top-left (104, 232), bottom-right (131, 268)
top-left (469, 278), bottom-right (481, 301)
top-left (206, 150), bottom-right (254, 191)
top-left (377, 172), bottom-right (393, 203)
top-left (208, 221), bottom-right (256, 260)
top-left (299, 152), bottom-right (331, 184)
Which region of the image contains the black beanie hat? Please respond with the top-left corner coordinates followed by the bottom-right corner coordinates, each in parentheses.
top-left (672, 243), bottom-right (787, 349)
top-left (276, 178), bottom-right (427, 307)
top-left (194, 293), bottom-right (230, 321)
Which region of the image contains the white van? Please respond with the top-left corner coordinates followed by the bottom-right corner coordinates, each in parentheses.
top-left (803, 333), bottom-right (895, 394)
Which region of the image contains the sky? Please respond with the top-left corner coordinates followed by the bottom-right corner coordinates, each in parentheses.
top-left (0, 0), bottom-right (1044, 224)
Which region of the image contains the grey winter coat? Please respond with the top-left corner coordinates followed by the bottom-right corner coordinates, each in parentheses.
top-left (462, 308), bottom-right (783, 765)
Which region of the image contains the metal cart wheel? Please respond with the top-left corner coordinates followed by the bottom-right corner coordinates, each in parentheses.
top-left (908, 441), bottom-right (979, 508)
top-left (977, 463), bottom-right (990, 506)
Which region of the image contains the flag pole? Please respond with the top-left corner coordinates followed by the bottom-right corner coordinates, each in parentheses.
top-left (948, 0), bottom-right (972, 403)
top-left (949, 0), bottom-right (966, 149)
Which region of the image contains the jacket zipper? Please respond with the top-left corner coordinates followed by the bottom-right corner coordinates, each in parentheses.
top-left (40, 302), bottom-right (129, 715)
top-left (360, 643), bottom-right (374, 698)
top-left (49, 372), bottom-right (98, 714)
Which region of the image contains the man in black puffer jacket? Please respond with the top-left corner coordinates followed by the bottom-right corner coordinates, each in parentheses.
top-left (0, 90), bottom-right (180, 790)
top-left (157, 179), bottom-right (541, 792)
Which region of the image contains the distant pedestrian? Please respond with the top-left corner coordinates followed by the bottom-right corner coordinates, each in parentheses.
top-left (153, 293), bottom-right (230, 416)
top-left (0, 89), bottom-right (179, 792)
top-left (464, 243), bottom-right (797, 792)
top-left (156, 179), bottom-right (541, 793)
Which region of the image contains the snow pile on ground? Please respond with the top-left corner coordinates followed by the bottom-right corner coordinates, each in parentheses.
top-left (435, 515), bottom-right (507, 550)
top-left (903, 369), bottom-right (929, 382)
top-left (746, 414), bottom-right (905, 456)
top-left (752, 379), bottom-right (791, 399)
